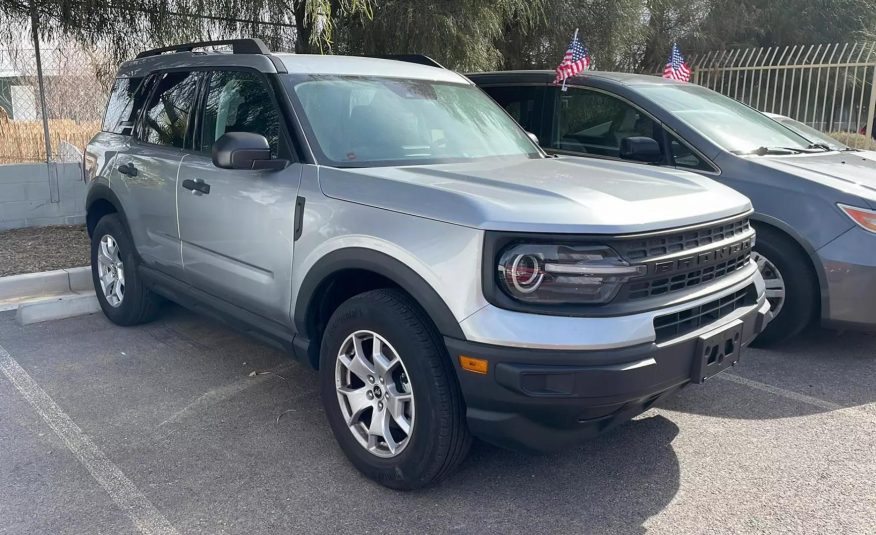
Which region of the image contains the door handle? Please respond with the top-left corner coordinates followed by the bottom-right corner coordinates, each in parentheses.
top-left (117, 162), bottom-right (138, 177)
top-left (182, 178), bottom-right (211, 195)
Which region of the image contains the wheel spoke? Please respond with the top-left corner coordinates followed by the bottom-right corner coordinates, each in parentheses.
top-left (98, 243), bottom-right (113, 267)
top-left (338, 386), bottom-right (371, 425)
top-left (387, 391), bottom-right (412, 435)
top-left (368, 408), bottom-right (398, 455)
top-left (765, 289), bottom-right (784, 299)
top-left (763, 278), bottom-right (783, 289)
top-left (113, 279), bottom-right (124, 301)
top-left (339, 345), bottom-right (376, 383)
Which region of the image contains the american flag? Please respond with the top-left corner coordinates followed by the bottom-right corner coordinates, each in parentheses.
top-left (663, 43), bottom-right (691, 82)
top-left (555, 32), bottom-right (591, 85)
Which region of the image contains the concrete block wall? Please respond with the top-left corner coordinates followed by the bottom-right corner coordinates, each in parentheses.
top-left (0, 163), bottom-right (86, 230)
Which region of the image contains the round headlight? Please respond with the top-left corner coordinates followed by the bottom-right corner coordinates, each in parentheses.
top-left (508, 253), bottom-right (544, 294)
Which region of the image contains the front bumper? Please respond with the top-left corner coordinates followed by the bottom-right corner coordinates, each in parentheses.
top-left (817, 226), bottom-right (876, 331)
top-left (446, 296), bottom-right (770, 452)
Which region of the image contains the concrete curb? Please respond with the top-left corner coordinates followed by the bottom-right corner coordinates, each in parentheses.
top-left (0, 266), bottom-right (92, 301)
top-left (16, 294), bottom-right (101, 325)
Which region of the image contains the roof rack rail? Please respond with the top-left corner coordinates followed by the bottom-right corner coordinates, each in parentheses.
top-left (375, 54), bottom-right (446, 69)
top-left (135, 38), bottom-right (271, 59)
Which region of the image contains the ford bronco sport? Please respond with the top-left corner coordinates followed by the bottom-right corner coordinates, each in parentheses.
top-left (85, 39), bottom-right (770, 489)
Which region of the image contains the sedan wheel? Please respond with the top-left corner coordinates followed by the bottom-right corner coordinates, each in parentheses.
top-left (753, 250), bottom-right (785, 318)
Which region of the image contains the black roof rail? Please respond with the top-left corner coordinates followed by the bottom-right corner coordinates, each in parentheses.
top-left (374, 54), bottom-right (446, 69)
top-left (135, 38), bottom-right (271, 59)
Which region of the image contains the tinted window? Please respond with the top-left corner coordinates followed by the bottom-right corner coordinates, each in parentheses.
top-left (482, 86), bottom-right (544, 136)
top-left (200, 71), bottom-right (281, 156)
top-left (140, 71), bottom-right (200, 148)
top-left (549, 88), bottom-right (659, 158)
top-left (102, 77), bottom-right (146, 134)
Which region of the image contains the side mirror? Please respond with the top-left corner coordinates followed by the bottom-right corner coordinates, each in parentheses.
top-left (620, 136), bottom-right (662, 164)
top-left (526, 131), bottom-right (540, 145)
top-left (212, 132), bottom-right (287, 170)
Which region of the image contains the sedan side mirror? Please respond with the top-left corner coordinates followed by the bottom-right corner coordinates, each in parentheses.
top-left (620, 136), bottom-right (662, 164)
top-left (212, 132), bottom-right (287, 170)
top-left (526, 131), bottom-right (540, 145)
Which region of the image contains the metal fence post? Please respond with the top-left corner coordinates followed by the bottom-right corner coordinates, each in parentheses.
top-left (30, 1), bottom-right (59, 203)
top-left (866, 64), bottom-right (876, 147)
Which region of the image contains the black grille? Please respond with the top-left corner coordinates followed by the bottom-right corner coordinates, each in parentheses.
top-left (653, 286), bottom-right (756, 343)
top-left (613, 217), bottom-right (751, 261)
top-left (626, 251), bottom-right (751, 300)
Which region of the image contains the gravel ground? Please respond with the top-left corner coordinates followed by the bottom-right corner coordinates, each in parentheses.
top-left (0, 225), bottom-right (90, 277)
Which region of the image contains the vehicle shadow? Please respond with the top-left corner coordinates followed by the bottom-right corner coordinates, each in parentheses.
top-left (428, 416), bottom-right (682, 534)
top-left (660, 327), bottom-right (876, 420)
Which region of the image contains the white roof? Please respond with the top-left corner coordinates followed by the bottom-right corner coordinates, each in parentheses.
top-left (274, 54), bottom-right (470, 84)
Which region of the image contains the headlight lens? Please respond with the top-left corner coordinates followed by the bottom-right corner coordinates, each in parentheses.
top-left (497, 244), bottom-right (646, 304)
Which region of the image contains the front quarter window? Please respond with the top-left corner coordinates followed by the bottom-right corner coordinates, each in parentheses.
top-left (284, 75), bottom-right (541, 167)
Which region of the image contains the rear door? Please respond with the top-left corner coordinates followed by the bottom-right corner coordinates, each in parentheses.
top-left (176, 69), bottom-right (302, 323)
top-left (115, 70), bottom-right (201, 276)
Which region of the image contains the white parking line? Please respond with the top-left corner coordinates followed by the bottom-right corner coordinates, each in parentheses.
top-left (0, 344), bottom-right (179, 535)
top-left (719, 372), bottom-right (876, 425)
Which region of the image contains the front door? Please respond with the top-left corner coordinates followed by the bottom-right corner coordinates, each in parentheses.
top-left (176, 69), bottom-right (302, 323)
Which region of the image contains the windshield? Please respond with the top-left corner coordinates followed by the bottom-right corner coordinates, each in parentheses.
top-left (283, 75), bottom-right (541, 167)
top-left (637, 84), bottom-right (814, 154)
top-left (771, 115), bottom-right (848, 151)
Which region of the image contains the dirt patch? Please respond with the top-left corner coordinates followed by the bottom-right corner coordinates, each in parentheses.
top-left (0, 225), bottom-right (90, 277)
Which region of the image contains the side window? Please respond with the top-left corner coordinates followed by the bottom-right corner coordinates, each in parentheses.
top-left (199, 71), bottom-right (281, 157)
top-left (102, 77), bottom-right (147, 134)
top-left (481, 86), bottom-right (544, 136)
top-left (550, 88), bottom-right (659, 158)
top-left (669, 133), bottom-right (715, 172)
top-left (139, 71), bottom-right (200, 148)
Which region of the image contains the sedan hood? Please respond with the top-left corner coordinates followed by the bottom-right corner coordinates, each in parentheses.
top-left (751, 152), bottom-right (876, 208)
top-left (319, 156), bottom-right (751, 234)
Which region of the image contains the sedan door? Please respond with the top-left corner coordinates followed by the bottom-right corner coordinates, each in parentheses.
top-left (176, 69), bottom-right (302, 324)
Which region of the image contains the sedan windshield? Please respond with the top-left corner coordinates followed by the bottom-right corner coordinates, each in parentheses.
top-left (769, 115), bottom-right (849, 151)
top-left (637, 84), bottom-right (814, 154)
top-left (283, 75), bottom-right (541, 167)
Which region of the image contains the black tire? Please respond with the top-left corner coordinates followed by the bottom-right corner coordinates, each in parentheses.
top-left (90, 214), bottom-right (161, 326)
top-left (319, 288), bottom-right (471, 490)
top-left (751, 225), bottom-right (819, 347)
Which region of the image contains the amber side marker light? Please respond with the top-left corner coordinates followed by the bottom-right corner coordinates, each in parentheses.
top-left (838, 203), bottom-right (876, 233)
top-left (459, 356), bottom-right (489, 374)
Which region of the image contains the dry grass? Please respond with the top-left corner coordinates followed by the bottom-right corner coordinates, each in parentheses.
top-left (0, 119), bottom-right (101, 164)
top-left (828, 132), bottom-right (876, 151)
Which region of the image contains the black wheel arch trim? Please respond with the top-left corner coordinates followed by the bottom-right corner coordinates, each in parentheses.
top-left (85, 183), bottom-right (131, 238)
top-left (749, 212), bottom-right (829, 319)
top-left (294, 247), bottom-right (466, 346)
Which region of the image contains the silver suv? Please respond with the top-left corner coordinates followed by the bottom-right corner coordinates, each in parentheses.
top-left (85, 39), bottom-right (771, 489)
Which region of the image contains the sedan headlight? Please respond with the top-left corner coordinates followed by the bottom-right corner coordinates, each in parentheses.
top-left (497, 243), bottom-right (646, 304)
top-left (838, 203), bottom-right (876, 233)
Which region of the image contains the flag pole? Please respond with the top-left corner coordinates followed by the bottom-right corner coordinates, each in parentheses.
top-left (561, 28), bottom-right (578, 92)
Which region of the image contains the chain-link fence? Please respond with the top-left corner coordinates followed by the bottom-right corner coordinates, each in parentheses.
top-left (0, 46), bottom-right (112, 164)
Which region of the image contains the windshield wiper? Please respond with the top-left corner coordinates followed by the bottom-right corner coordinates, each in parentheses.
top-left (732, 146), bottom-right (804, 156)
top-left (807, 143), bottom-right (833, 151)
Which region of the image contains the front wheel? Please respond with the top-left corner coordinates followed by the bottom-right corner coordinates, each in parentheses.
top-left (319, 288), bottom-right (471, 490)
top-left (751, 226), bottom-right (818, 346)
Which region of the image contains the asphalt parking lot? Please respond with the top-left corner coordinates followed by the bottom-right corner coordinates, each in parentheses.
top-left (1, 305), bottom-right (874, 535)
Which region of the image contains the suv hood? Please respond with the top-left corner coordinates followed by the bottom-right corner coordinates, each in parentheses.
top-left (751, 152), bottom-right (876, 208)
top-left (319, 156), bottom-right (751, 234)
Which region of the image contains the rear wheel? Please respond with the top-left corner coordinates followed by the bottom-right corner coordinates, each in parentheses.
top-left (751, 226), bottom-right (818, 346)
top-left (319, 288), bottom-right (471, 489)
top-left (90, 214), bottom-right (161, 326)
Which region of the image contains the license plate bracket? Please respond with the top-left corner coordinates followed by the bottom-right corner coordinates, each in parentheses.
top-left (691, 319), bottom-right (744, 384)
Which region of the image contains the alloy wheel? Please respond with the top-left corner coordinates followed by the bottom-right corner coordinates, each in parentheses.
top-left (97, 234), bottom-right (125, 307)
top-left (335, 330), bottom-right (415, 458)
top-left (753, 251), bottom-right (785, 317)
